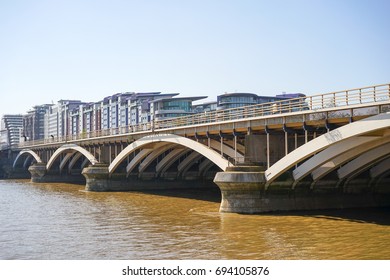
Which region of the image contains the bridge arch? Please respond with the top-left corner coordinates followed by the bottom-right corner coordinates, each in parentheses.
top-left (13, 149), bottom-right (43, 168)
top-left (109, 134), bottom-right (231, 176)
top-left (265, 113), bottom-right (390, 186)
top-left (46, 144), bottom-right (99, 171)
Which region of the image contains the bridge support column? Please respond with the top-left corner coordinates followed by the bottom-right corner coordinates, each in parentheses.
top-left (214, 166), bottom-right (267, 213)
top-left (82, 163), bottom-right (110, 191)
top-left (28, 163), bottom-right (47, 183)
top-left (214, 167), bottom-right (390, 213)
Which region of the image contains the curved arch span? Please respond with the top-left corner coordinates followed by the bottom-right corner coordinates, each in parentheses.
top-left (265, 113), bottom-right (390, 185)
top-left (46, 144), bottom-right (99, 171)
top-left (13, 150), bottom-right (43, 168)
top-left (109, 134), bottom-right (230, 176)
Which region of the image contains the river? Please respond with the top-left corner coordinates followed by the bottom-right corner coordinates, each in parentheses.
top-left (0, 179), bottom-right (389, 260)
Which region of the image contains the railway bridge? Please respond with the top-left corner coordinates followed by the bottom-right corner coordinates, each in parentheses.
top-left (7, 83), bottom-right (390, 213)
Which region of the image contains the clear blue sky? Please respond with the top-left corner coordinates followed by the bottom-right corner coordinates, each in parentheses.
top-left (1, 0), bottom-right (389, 114)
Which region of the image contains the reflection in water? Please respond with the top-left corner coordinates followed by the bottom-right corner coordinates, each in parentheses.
top-left (0, 180), bottom-right (389, 259)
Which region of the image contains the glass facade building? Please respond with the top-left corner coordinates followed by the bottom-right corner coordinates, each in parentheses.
top-left (217, 92), bottom-right (305, 110)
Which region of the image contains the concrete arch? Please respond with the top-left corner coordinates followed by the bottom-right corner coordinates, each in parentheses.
top-left (265, 113), bottom-right (390, 185)
top-left (199, 159), bottom-right (215, 177)
top-left (311, 134), bottom-right (390, 182)
top-left (109, 134), bottom-right (230, 176)
top-left (177, 151), bottom-right (203, 177)
top-left (370, 157), bottom-right (390, 179)
top-left (292, 136), bottom-right (379, 182)
top-left (337, 142), bottom-right (390, 180)
top-left (125, 142), bottom-right (167, 176)
top-left (23, 155), bottom-right (33, 168)
top-left (46, 144), bottom-right (99, 171)
top-left (68, 153), bottom-right (83, 171)
top-left (59, 152), bottom-right (76, 172)
top-left (13, 149), bottom-right (43, 168)
top-left (138, 144), bottom-right (175, 174)
top-left (156, 147), bottom-right (188, 177)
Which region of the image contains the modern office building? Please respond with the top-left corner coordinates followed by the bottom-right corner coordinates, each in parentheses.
top-left (217, 92), bottom-right (306, 110)
top-left (217, 93), bottom-right (259, 109)
top-left (150, 96), bottom-right (207, 121)
top-left (128, 92), bottom-right (179, 125)
top-left (0, 114), bottom-right (24, 147)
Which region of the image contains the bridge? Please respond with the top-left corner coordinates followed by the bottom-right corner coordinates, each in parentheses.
top-left (5, 83), bottom-right (390, 213)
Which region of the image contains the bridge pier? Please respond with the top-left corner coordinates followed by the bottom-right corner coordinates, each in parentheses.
top-left (82, 164), bottom-right (218, 192)
top-left (214, 166), bottom-right (267, 213)
top-left (82, 164), bottom-right (110, 191)
top-left (28, 163), bottom-right (47, 183)
top-left (214, 168), bottom-right (390, 214)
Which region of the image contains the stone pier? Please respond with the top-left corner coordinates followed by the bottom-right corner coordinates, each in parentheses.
top-left (82, 163), bottom-right (110, 191)
top-left (214, 167), bottom-right (390, 213)
top-left (82, 163), bottom-right (217, 192)
top-left (28, 163), bottom-right (47, 183)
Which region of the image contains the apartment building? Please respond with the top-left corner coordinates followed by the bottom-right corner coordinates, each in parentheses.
top-left (0, 114), bottom-right (24, 147)
top-left (23, 105), bottom-right (52, 141)
top-left (44, 100), bottom-right (85, 139)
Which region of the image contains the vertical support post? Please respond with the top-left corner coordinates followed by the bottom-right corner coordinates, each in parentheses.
top-left (283, 123), bottom-right (290, 156)
top-left (220, 133), bottom-right (224, 157)
top-left (109, 144), bottom-right (112, 163)
top-left (233, 129), bottom-right (238, 162)
top-left (206, 131), bottom-right (210, 148)
top-left (265, 126), bottom-right (271, 169)
top-left (294, 133), bottom-right (298, 150)
top-left (285, 131), bottom-right (288, 155)
top-left (234, 135), bottom-right (237, 159)
top-left (266, 132), bottom-right (270, 169)
top-left (303, 122), bottom-right (309, 144)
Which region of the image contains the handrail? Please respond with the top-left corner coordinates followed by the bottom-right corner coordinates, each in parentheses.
top-left (16, 83), bottom-right (390, 148)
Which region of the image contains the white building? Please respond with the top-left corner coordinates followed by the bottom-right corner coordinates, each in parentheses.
top-left (1, 114), bottom-right (24, 147)
top-left (44, 100), bottom-right (85, 139)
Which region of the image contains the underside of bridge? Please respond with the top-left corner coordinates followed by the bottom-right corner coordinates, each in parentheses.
top-left (215, 113), bottom-right (390, 213)
top-left (11, 135), bottom-right (237, 192)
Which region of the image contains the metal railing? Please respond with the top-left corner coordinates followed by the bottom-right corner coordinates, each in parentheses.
top-left (156, 83), bottom-right (390, 128)
top-left (16, 83), bottom-right (390, 148)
